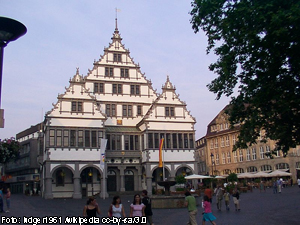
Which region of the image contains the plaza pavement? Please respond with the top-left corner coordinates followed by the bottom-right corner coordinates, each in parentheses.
top-left (0, 185), bottom-right (300, 225)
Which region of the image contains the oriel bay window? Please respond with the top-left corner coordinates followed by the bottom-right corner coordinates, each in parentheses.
top-left (147, 132), bottom-right (194, 149)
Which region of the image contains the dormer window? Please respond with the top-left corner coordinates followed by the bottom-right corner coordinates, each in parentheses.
top-left (71, 101), bottom-right (83, 112)
top-left (113, 53), bottom-right (122, 62)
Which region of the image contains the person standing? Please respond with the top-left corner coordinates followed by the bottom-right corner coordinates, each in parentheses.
top-left (202, 195), bottom-right (217, 225)
top-left (83, 196), bottom-right (101, 225)
top-left (259, 181), bottom-right (265, 193)
top-left (232, 189), bottom-right (240, 211)
top-left (130, 194), bottom-right (145, 225)
top-left (223, 190), bottom-right (230, 211)
top-left (277, 178), bottom-right (282, 193)
top-left (0, 187), bottom-right (4, 213)
top-left (216, 186), bottom-right (223, 211)
top-left (204, 186), bottom-right (213, 203)
top-left (184, 191), bottom-right (198, 225)
top-left (5, 188), bottom-right (11, 212)
top-left (297, 178), bottom-right (300, 188)
top-left (141, 190), bottom-right (154, 225)
top-left (108, 196), bottom-right (125, 225)
top-left (273, 180), bottom-right (278, 194)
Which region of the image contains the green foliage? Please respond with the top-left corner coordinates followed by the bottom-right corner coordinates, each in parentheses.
top-left (227, 173), bottom-right (238, 183)
top-left (176, 187), bottom-right (185, 191)
top-left (190, 0), bottom-right (300, 155)
top-left (175, 174), bottom-right (186, 184)
top-left (0, 138), bottom-right (21, 164)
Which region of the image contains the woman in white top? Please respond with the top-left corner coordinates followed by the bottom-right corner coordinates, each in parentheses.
top-left (108, 195), bottom-right (126, 225)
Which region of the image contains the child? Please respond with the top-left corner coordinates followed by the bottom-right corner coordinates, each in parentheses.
top-left (223, 190), bottom-right (230, 211)
top-left (202, 195), bottom-right (217, 225)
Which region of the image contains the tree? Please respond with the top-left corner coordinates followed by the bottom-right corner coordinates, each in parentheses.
top-left (190, 0), bottom-right (300, 156)
top-left (227, 173), bottom-right (238, 183)
top-left (0, 138), bottom-right (20, 164)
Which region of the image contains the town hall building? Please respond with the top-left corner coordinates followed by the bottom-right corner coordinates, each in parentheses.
top-left (35, 21), bottom-right (197, 198)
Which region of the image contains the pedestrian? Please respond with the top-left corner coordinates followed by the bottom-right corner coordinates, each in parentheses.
top-left (277, 178), bottom-right (282, 193)
top-left (0, 187), bottom-right (4, 213)
top-left (108, 195), bottom-right (125, 225)
top-left (83, 196), bottom-right (101, 225)
top-left (141, 190), bottom-right (154, 225)
top-left (297, 178), bottom-right (300, 188)
top-left (204, 186), bottom-right (213, 203)
top-left (5, 188), bottom-right (11, 212)
top-left (223, 190), bottom-right (230, 211)
top-left (202, 195), bottom-right (217, 225)
top-left (184, 191), bottom-right (197, 225)
top-left (259, 181), bottom-right (265, 193)
top-left (290, 178), bottom-right (293, 187)
top-left (232, 189), bottom-right (240, 211)
top-left (273, 180), bottom-right (278, 194)
top-left (215, 186), bottom-right (223, 211)
top-left (130, 194), bottom-right (145, 225)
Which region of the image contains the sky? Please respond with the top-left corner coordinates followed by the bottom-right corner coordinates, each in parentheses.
top-left (0, 0), bottom-right (230, 140)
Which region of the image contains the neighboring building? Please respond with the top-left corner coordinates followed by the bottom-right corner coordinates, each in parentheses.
top-left (4, 123), bottom-right (42, 194)
top-left (39, 21), bottom-right (197, 199)
top-left (203, 106), bottom-right (300, 180)
top-left (195, 136), bottom-right (208, 175)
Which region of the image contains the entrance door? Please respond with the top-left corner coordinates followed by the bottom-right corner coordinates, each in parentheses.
top-left (125, 170), bottom-right (134, 191)
top-left (107, 170), bottom-right (117, 192)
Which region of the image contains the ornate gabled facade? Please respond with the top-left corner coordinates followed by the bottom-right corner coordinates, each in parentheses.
top-left (202, 106), bottom-right (300, 181)
top-left (40, 21), bottom-right (197, 199)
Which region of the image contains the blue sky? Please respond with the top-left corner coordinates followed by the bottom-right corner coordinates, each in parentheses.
top-left (0, 0), bottom-right (229, 140)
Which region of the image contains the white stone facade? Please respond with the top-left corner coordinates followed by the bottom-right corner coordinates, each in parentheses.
top-left (41, 22), bottom-right (197, 199)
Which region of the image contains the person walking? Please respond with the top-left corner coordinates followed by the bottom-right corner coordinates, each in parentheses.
top-left (202, 195), bottom-right (217, 225)
top-left (130, 194), bottom-right (145, 225)
top-left (215, 186), bottom-right (223, 211)
top-left (232, 189), bottom-right (240, 211)
top-left (204, 186), bottom-right (213, 203)
top-left (83, 196), bottom-right (101, 225)
top-left (141, 190), bottom-right (154, 225)
top-left (5, 188), bottom-right (11, 212)
top-left (0, 187), bottom-right (4, 213)
top-left (223, 190), bottom-right (230, 211)
top-left (277, 178), bottom-right (283, 193)
top-left (259, 181), bottom-right (265, 193)
top-left (108, 195), bottom-right (125, 225)
top-left (184, 191), bottom-right (198, 225)
top-left (297, 178), bottom-right (300, 188)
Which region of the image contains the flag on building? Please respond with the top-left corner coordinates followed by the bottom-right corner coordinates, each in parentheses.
top-left (159, 138), bottom-right (164, 167)
top-left (100, 138), bottom-right (108, 170)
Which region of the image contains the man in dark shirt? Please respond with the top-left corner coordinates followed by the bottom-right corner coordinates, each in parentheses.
top-left (141, 190), bottom-right (154, 225)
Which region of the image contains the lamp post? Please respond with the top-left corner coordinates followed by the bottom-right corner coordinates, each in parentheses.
top-left (210, 153), bottom-right (215, 176)
top-left (0, 17), bottom-right (27, 128)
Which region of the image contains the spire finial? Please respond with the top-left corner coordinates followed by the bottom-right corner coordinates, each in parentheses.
top-left (115, 8), bottom-right (121, 31)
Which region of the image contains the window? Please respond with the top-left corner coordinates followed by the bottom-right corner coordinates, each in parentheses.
top-left (275, 163), bottom-right (289, 170)
top-left (71, 101), bottom-right (83, 112)
top-left (260, 146), bottom-right (264, 159)
top-left (113, 53), bottom-right (122, 62)
top-left (94, 83), bottom-right (104, 94)
top-left (166, 133), bottom-right (171, 148)
top-left (214, 139), bottom-right (218, 148)
top-left (178, 134), bottom-right (183, 148)
top-left (154, 133), bottom-right (159, 148)
top-left (120, 68), bottom-right (129, 78)
top-left (221, 152), bottom-right (226, 164)
top-left (247, 166), bottom-right (257, 173)
top-left (70, 130), bottom-right (76, 147)
top-left (130, 85), bottom-right (140, 95)
top-left (210, 140), bottom-right (214, 149)
top-left (105, 67), bottom-right (114, 77)
top-left (63, 130), bottom-right (69, 147)
top-left (266, 146), bottom-right (270, 158)
top-left (246, 149), bottom-right (251, 161)
top-left (220, 137), bottom-right (224, 147)
top-left (252, 148), bottom-right (257, 160)
top-left (85, 131), bottom-right (90, 147)
top-left (239, 150), bottom-right (243, 162)
top-left (78, 130), bottom-right (83, 147)
top-left (227, 152), bottom-right (231, 163)
top-left (184, 134), bottom-right (188, 148)
top-left (189, 134), bottom-right (194, 148)
top-left (91, 131), bottom-right (97, 147)
top-left (261, 165), bottom-right (272, 172)
top-left (106, 104), bottom-right (110, 117)
top-left (172, 133), bottom-right (177, 148)
top-left (232, 135), bottom-right (236, 145)
top-left (215, 153), bottom-right (219, 165)
top-left (233, 151), bottom-right (237, 163)
top-left (112, 84), bottom-right (122, 94)
top-left (106, 104), bottom-right (116, 117)
top-left (57, 130), bottom-right (62, 147)
top-left (49, 129), bottom-right (55, 146)
top-left (235, 168), bottom-right (244, 174)
top-left (122, 105), bottom-right (133, 117)
top-left (148, 133), bottom-right (153, 148)
top-left (165, 107), bottom-right (175, 117)
top-left (225, 136), bottom-right (229, 146)
top-left (137, 105), bottom-right (142, 116)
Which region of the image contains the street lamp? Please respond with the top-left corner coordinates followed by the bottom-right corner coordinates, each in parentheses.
top-left (210, 153), bottom-right (215, 176)
top-left (0, 17), bottom-right (27, 128)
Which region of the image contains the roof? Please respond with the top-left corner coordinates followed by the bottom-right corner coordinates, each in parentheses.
top-left (105, 126), bottom-right (141, 133)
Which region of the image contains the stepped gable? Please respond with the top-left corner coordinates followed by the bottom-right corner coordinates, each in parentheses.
top-left (141, 76), bottom-right (196, 123)
top-left (46, 68), bottom-right (106, 119)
